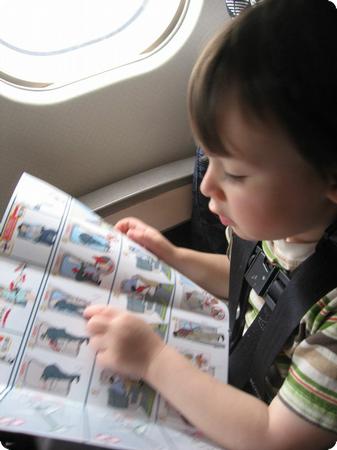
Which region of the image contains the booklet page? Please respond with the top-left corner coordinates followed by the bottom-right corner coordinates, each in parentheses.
top-left (0, 173), bottom-right (229, 450)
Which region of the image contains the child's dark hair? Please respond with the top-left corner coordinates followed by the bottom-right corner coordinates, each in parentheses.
top-left (188, 0), bottom-right (337, 178)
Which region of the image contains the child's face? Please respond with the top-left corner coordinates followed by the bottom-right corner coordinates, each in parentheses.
top-left (200, 96), bottom-right (337, 242)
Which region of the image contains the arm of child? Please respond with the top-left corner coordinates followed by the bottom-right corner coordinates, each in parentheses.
top-left (84, 306), bottom-right (336, 450)
top-left (115, 217), bottom-right (230, 299)
top-left (147, 344), bottom-right (336, 450)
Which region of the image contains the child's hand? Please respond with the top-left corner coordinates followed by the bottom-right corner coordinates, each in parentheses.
top-left (114, 217), bottom-right (176, 263)
top-left (84, 305), bottom-right (165, 379)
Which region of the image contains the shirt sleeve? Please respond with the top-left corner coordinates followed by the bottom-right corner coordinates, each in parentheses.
top-left (278, 291), bottom-right (337, 433)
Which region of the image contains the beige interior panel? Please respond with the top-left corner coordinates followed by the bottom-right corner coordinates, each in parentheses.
top-left (103, 183), bottom-right (192, 231)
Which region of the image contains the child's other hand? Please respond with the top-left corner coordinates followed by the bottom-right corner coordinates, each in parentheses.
top-left (114, 217), bottom-right (176, 263)
top-left (84, 305), bottom-right (165, 379)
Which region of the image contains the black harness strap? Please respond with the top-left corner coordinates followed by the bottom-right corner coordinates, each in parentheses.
top-left (228, 236), bottom-right (257, 349)
top-left (228, 222), bottom-right (337, 402)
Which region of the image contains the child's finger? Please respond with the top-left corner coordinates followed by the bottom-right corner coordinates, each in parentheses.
top-left (86, 315), bottom-right (110, 334)
top-left (127, 227), bottom-right (168, 258)
top-left (88, 335), bottom-right (107, 353)
top-left (83, 304), bottom-right (107, 319)
top-left (84, 305), bottom-right (121, 320)
top-left (114, 217), bottom-right (146, 234)
top-left (127, 227), bottom-right (157, 247)
top-left (126, 228), bottom-right (148, 245)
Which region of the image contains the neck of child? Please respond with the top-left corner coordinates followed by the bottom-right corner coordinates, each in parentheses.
top-left (285, 234), bottom-right (321, 244)
top-left (285, 211), bottom-right (337, 244)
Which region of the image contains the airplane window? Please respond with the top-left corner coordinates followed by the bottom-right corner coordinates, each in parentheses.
top-left (0, 0), bottom-right (187, 89)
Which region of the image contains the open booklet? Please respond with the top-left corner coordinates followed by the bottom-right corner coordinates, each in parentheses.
top-left (0, 173), bottom-right (228, 450)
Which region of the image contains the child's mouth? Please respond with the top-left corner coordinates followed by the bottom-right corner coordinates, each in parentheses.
top-left (218, 215), bottom-right (234, 226)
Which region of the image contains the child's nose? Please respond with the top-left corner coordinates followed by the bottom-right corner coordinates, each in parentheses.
top-left (200, 171), bottom-right (210, 197)
top-left (200, 166), bottom-right (226, 202)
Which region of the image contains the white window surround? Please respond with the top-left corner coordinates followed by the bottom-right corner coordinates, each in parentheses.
top-left (0, 0), bottom-right (203, 105)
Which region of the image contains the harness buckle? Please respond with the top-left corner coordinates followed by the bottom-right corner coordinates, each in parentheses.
top-left (244, 248), bottom-right (290, 310)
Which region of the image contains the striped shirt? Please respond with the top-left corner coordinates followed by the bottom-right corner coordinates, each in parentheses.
top-left (228, 230), bottom-right (337, 433)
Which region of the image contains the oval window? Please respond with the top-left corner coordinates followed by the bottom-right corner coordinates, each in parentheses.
top-left (0, 0), bottom-right (188, 88)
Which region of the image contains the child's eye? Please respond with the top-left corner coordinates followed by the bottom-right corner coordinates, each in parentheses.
top-left (223, 172), bottom-right (246, 182)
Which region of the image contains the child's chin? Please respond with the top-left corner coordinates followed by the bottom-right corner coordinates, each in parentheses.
top-left (231, 226), bottom-right (258, 242)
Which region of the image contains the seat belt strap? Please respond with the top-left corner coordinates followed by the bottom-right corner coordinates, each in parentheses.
top-left (228, 301), bottom-right (272, 389)
top-left (229, 241), bottom-right (291, 390)
top-left (228, 236), bottom-right (257, 349)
